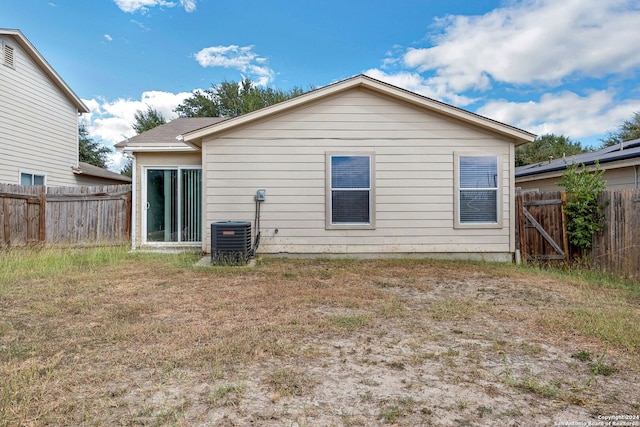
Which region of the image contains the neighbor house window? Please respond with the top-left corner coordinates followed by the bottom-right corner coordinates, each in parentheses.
top-left (326, 153), bottom-right (375, 229)
top-left (455, 154), bottom-right (501, 228)
top-left (20, 172), bottom-right (45, 186)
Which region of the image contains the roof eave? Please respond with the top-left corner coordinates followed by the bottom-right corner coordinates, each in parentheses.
top-left (116, 145), bottom-right (200, 153)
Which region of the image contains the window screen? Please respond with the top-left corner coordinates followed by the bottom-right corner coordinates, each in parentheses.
top-left (330, 155), bottom-right (371, 224)
top-left (458, 156), bottom-right (498, 223)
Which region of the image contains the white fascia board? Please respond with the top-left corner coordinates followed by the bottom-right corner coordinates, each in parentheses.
top-left (118, 146), bottom-right (199, 153)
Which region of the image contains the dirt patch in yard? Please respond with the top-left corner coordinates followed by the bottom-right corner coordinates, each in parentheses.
top-left (1, 252), bottom-right (639, 426)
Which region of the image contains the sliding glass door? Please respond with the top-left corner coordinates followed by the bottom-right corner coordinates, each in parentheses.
top-left (145, 168), bottom-right (201, 243)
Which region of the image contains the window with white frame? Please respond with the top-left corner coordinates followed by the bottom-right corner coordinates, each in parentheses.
top-left (327, 153), bottom-right (374, 228)
top-left (455, 154), bottom-right (500, 227)
top-left (20, 172), bottom-right (45, 186)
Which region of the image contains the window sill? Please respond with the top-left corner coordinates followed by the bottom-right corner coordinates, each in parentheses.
top-left (326, 223), bottom-right (376, 230)
top-left (454, 222), bottom-right (503, 229)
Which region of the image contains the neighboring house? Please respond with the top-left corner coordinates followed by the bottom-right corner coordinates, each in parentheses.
top-left (117, 75), bottom-right (535, 261)
top-left (0, 28), bottom-right (129, 186)
top-left (72, 161), bottom-right (132, 186)
top-left (516, 138), bottom-right (640, 192)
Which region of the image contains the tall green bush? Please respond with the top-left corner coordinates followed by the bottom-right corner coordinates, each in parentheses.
top-left (559, 162), bottom-right (606, 252)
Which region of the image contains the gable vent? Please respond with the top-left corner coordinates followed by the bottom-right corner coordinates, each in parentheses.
top-left (3, 44), bottom-right (15, 68)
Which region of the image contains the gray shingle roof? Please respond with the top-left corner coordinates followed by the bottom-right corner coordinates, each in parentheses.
top-left (73, 162), bottom-right (132, 183)
top-left (515, 138), bottom-right (640, 178)
top-left (115, 117), bottom-right (226, 150)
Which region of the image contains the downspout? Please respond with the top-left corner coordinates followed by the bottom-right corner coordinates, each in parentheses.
top-left (635, 164), bottom-right (639, 189)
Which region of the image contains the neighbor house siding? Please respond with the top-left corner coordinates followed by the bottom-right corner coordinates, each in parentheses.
top-left (0, 34), bottom-right (79, 186)
top-left (74, 175), bottom-right (128, 187)
top-left (202, 88), bottom-right (514, 257)
top-left (517, 164), bottom-right (640, 192)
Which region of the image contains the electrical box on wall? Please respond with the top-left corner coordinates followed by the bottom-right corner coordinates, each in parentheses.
top-left (255, 189), bottom-right (266, 201)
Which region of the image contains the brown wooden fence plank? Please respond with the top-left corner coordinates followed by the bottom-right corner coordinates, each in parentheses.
top-left (0, 183), bottom-right (131, 247)
top-left (593, 189), bottom-right (640, 279)
top-left (516, 190), bottom-right (567, 263)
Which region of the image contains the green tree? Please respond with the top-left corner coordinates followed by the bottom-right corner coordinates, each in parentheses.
top-left (120, 160), bottom-right (132, 178)
top-left (79, 125), bottom-right (110, 168)
top-left (175, 89), bottom-right (220, 117)
top-left (600, 112), bottom-right (640, 148)
top-left (175, 78), bottom-right (306, 118)
top-left (559, 162), bottom-right (606, 254)
top-left (132, 106), bottom-right (166, 134)
top-left (121, 106), bottom-right (167, 176)
top-left (516, 134), bottom-right (587, 167)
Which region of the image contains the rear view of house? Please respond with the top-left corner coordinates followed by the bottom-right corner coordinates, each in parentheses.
top-left (118, 75), bottom-right (535, 261)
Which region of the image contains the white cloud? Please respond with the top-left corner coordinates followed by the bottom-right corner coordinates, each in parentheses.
top-left (399, 0), bottom-right (640, 93)
top-left (180, 0), bottom-right (196, 12)
top-left (131, 20), bottom-right (150, 31)
top-left (369, 0), bottom-right (640, 106)
top-left (81, 90), bottom-right (193, 171)
top-left (88, 90), bottom-right (192, 145)
top-left (104, 34), bottom-right (113, 42)
top-left (194, 45), bottom-right (275, 86)
top-left (477, 91), bottom-right (640, 144)
top-left (113, 0), bottom-right (196, 13)
top-left (364, 69), bottom-right (477, 106)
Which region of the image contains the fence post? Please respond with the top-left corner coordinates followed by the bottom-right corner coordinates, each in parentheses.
top-left (561, 192), bottom-right (569, 264)
top-left (39, 188), bottom-right (47, 242)
top-left (2, 196), bottom-right (9, 246)
top-left (516, 187), bottom-right (527, 264)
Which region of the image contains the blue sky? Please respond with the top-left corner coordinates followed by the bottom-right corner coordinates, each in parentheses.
top-left (3, 0), bottom-right (640, 170)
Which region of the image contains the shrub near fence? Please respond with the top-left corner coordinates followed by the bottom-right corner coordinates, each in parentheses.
top-left (0, 183), bottom-right (131, 247)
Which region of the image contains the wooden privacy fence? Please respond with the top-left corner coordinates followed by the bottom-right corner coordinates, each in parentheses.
top-left (0, 183), bottom-right (132, 247)
top-left (517, 188), bottom-right (640, 280)
top-left (593, 189), bottom-right (640, 279)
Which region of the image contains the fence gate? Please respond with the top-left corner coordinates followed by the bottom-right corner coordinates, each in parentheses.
top-left (516, 189), bottom-right (569, 264)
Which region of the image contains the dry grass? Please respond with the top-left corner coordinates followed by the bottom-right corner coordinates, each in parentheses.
top-left (1, 247), bottom-right (639, 426)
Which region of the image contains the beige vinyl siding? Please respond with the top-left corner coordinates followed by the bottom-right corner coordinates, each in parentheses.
top-left (0, 35), bottom-right (79, 185)
top-left (202, 88), bottom-right (514, 257)
top-left (604, 167), bottom-right (639, 189)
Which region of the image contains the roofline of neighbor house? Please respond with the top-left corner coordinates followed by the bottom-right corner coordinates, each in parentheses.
top-left (72, 162), bottom-right (132, 183)
top-left (181, 74), bottom-right (536, 146)
top-left (516, 140), bottom-right (640, 179)
top-left (0, 28), bottom-right (89, 114)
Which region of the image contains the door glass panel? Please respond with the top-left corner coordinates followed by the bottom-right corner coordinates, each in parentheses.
top-left (146, 169), bottom-right (177, 242)
top-left (181, 169), bottom-right (201, 242)
top-left (146, 168), bottom-right (201, 243)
